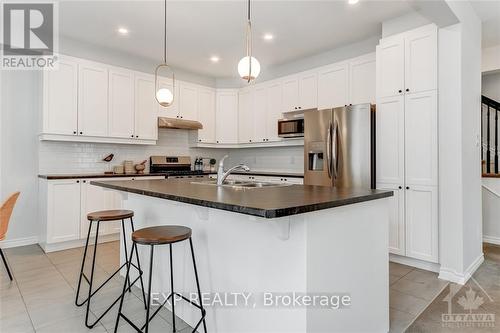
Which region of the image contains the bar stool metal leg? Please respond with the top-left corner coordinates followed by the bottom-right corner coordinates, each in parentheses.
top-left (0, 248), bottom-right (13, 281)
top-left (189, 237), bottom-right (207, 333)
top-left (114, 243), bottom-right (137, 332)
top-left (169, 243), bottom-right (176, 332)
top-left (131, 217), bottom-right (148, 309)
top-left (84, 221), bottom-right (101, 328)
top-left (145, 245), bottom-right (154, 333)
top-left (75, 219), bottom-right (93, 307)
top-left (121, 219), bottom-right (132, 292)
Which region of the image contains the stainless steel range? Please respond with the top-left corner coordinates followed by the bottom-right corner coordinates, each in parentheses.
top-left (149, 156), bottom-right (207, 178)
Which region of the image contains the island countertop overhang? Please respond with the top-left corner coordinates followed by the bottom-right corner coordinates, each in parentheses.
top-left (90, 179), bottom-right (393, 218)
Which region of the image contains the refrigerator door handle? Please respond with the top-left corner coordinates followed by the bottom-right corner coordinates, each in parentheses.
top-left (332, 121), bottom-right (339, 180)
top-left (326, 122), bottom-right (332, 179)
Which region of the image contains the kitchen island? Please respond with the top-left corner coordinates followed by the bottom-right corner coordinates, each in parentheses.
top-left (92, 178), bottom-right (393, 333)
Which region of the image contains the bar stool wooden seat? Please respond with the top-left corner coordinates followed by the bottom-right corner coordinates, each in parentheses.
top-left (114, 225), bottom-right (207, 333)
top-left (76, 209), bottom-right (147, 329)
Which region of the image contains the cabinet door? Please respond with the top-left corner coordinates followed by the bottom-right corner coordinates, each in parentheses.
top-left (238, 89), bottom-right (254, 143)
top-left (42, 57), bottom-right (78, 135)
top-left (47, 180), bottom-right (81, 243)
top-left (179, 83), bottom-right (198, 121)
top-left (404, 91), bottom-right (438, 186)
top-left (266, 82), bottom-right (283, 142)
top-left (404, 25), bottom-right (437, 94)
top-left (376, 95), bottom-right (405, 185)
top-left (157, 78), bottom-right (179, 118)
top-left (317, 63), bottom-right (348, 109)
top-left (108, 69), bottom-right (135, 139)
top-left (376, 38), bottom-right (404, 98)
top-left (405, 185), bottom-right (438, 263)
top-left (253, 86), bottom-right (268, 143)
top-left (197, 88), bottom-right (216, 143)
top-left (378, 184), bottom-right (405, 256)
top-left (216, 91), bottom-right (239, 144)
top-left (298, 72), bottom-right (317, 110)
top-left (349, 54), bottom-right (376, 105)
top-left (134, 74), bottom-right (158, 140)
top-left (282, 76), bottom-right (299, 112)
top-left (78, 62), bottom-right (109, 137)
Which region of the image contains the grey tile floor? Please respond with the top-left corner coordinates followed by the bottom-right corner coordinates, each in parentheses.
top-left (0, 241), bottom-right (448, 333)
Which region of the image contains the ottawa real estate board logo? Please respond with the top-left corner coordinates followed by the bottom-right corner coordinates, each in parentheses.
top-left (1, 2), bottom-right (58, 69)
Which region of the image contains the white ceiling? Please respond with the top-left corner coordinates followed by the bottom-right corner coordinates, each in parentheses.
top-left (59, 0), bottom-right (414, 78)
top-left (470, 0), bottom-right (500, 48)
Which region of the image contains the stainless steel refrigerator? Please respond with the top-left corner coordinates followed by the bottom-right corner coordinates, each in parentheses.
top-left (304, 104), bottom-right (375, 188)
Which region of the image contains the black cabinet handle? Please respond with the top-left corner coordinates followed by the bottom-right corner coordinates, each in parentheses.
top-left (298, 106), bottom-right (302, 109)
top-left (216, 140), bottom-right (219, 143)
top-left (136, 135), bottom-right (139, 138)
top-left (249, 140), bottom-right (252, 142)
top-left (76, 180), bottom-right (80, 183)
top-left (83, 180), bottom-right (86, 183)
top-left (79, 132), bottom-right (83, 135)
top-left (406, 88), bottom-right (409, 92)
top-left (398, 90), bottom-right (402, 93)
top-left (131, 134), bottom-right (134, 138)
top-left (198, 139), bottom-right (201, 142)
top-left (406, 186), bottom-right (410, 190)
top-left (73, 131), bottom-right (77, 135)
top-left (398, 186), bottom-right (402, 189)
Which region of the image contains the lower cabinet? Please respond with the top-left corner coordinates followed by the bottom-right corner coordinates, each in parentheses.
top-left (39, 176), bottom-right (164, 252)
top-left (378, 183), bottom-right (438, 263)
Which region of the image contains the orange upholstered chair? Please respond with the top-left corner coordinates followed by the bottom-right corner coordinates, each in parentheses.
top-left (0, 192), bottom-right (20, 281)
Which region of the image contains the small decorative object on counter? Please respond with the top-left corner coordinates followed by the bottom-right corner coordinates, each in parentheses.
top-left (113, 165), bottom-right (124, 174)
top-left (124, 160), bottom-right (135, 174)
top-left (210, 158), bottom-right (217, 173)
top-left (103, 154), bottom-right (115, 174)
top-left (134, 160), bottom-right (147, 174)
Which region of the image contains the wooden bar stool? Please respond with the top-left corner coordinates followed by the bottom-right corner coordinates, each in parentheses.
top-left (75, 209), bottom-right (147, 329)
top-left (0, 192), bottom-right (20, 281)
top-left (114, 225), bottom-right (207, 333)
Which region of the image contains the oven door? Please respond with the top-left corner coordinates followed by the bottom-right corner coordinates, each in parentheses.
top-left (278, 119), bottom-right (304, 138)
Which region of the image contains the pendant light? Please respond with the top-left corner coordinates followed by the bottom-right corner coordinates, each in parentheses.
top-left (155, 0), bottom-right (175, 107)
top-left (238, 0), bottom-right (260, 82)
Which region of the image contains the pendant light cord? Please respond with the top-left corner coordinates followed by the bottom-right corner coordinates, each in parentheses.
top-left (163, 0), bottom-right (167, 63)
top-left (247, 0), bottom-right (252, 82)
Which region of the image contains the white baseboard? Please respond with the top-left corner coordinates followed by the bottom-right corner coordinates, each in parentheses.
top-left (0, 236), bottom-right (39, 249)
top-left (39, 234), bottom-right (119, 253)
top-left (389, 253), bottom-right (441, 273)
top-left (483, 235), bottom-right (500, 246)
top-left (439, 254), bottom-right (484, 285)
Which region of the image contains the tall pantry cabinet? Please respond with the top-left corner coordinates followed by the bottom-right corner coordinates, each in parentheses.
top-left (376, 24), bottom-right (439, 263)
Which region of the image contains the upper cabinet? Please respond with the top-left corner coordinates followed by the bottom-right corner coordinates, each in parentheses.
top-left (282, 76), bottom-right (299, 112)
top-left (78, 60), bottom-right (109, 137)
top-left (108, 68), bottom-right (135, 139)
top-left (197, 87), bottom-right (216, 143)
top-left (179, 82), bottom-right (199, 121)
top-left (282, 73), bottom-right (318, 112)
top-left (266, 81), bottom-right (283, 142)
top-left (216, 90), bottom-right (239, 144)
top-left (238, 88), bottom-right (254, 143)
top-left (349, 53), bottom-right (376, 105)
top-left (377, 24), bottom-right (437, 98)
top-left (42, 56), bottom-right (78, 135)
top-left (318, 62), bottom-right (349, 109)
top-left (134, 74), bottom-right (158, 141)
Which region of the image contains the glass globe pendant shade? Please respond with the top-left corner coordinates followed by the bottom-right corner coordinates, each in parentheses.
top-left (156, 87), bottom-right (173, 107)
top-left (238, 56), bottom-right (260, 81)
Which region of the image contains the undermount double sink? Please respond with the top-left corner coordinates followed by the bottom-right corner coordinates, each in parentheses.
top-left (191, 179), bottom-right (291, 189)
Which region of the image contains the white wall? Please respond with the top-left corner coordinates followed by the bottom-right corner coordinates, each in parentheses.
top-left (381, 11), bottom-right (431, 37)
top-left (0, 70), bottom-right (41, 246)
top-left (482, 45), bottom-right (500, 73)
top-left (482, 72), bottom-right (500, 102)
top-left (482, 179), bottom-right (500, 245)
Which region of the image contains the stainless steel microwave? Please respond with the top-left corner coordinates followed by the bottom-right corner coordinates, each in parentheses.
top-left (278, 118), bottom-right (304, 138)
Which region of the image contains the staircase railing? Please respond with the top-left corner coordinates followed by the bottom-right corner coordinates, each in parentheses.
top-left (482, 95), bottom-right (500, 175)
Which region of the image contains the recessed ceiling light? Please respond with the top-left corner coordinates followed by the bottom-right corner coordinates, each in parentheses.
top-left (348, 0), bottom-right (359, 4)
top-left (117, 27), bottom-right (129, 35)
top-left (263, 33), bottom-right (274, 41)
top-left (210, 56), bottom-right (220, 63)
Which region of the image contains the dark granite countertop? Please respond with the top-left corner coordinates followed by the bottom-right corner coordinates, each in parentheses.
top-left (91, 179), bottom-right (392, 218)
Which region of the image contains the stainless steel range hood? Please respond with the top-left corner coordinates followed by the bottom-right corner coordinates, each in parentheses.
top-left (158, 117), bottom-right (203, 130)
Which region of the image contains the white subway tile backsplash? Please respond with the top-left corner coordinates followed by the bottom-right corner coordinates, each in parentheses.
top-left (38, 130), bottom-right (304, 175)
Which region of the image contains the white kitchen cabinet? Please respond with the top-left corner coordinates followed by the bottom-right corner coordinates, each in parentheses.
top-left (46, 180), bottom-right (81, 244)
top-left (404, 90), bottom-right (438, 186)
top-left (216, 90), bottom-right (239, 144)
top-left (317, 62), bottom-right (349, 109)
top-left (266, 81), bottom-right (283, 142)
top-left (298, 72), bottom-right (318, 110)
top-left (108, 68), bottom-right (135, 139)
top-left (349, 54), bottom-right (376, 105)
top-left (134, 74), bottom-right (158, 141)
top-left (282, 76), bottom-right (299, 112)
top-left (179, 82), bottom-right (198, 121)
top-left (404, 25), bottom-right (438, 94)
top-left (253, 86), bottom-right (268, 143)
top-left (42, 56), bottom-right (78, 135)
top-left (376, 95), bottom-right (405, 185)
top-left (378, 184), bottom-right (405, 256)
top-left (238, 88), bottom-right (254, 143)
top-left (197, 88), bottom-right (216, 143)
top-left (157, 77), bottom-right (179, 119)
top-left (78, 61), bottom-right (109, 137)
top-left (377, 24), bottom-right (437, 98)
top-left (405, 185), bottom-right (438, 263)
